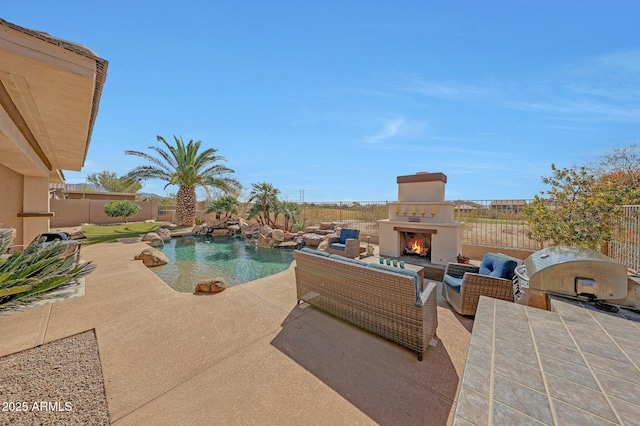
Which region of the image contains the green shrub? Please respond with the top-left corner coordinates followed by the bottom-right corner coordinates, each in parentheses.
top-left (0, 229), bottom-right (95, 307)
top-left (103, 200), bottom-right (141, 223)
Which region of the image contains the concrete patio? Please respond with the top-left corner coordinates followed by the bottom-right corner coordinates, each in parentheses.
top-left (0, 240), bottom-right (473, 425)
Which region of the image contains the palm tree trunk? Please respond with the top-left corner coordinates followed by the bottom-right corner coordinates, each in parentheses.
top-left (176, 186), bottom-right (197, 226)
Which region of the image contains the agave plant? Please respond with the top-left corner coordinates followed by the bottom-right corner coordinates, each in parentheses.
top-left (0, 229), bottom-right (96, 307)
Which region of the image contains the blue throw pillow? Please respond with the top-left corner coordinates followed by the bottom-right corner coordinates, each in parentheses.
top-left (479, 253), bottom-right (517, 279)
top-left (338, 228), bottom-right (359, 244)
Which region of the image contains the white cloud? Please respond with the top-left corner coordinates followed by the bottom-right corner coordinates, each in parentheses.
top-left (398, 74), bottom-right (493, 99)
top-left (364, 116), bottom-right (407, 144)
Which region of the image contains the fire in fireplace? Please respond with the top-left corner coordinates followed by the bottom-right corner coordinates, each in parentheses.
top-left (402, 232), bottom-right (431, 259)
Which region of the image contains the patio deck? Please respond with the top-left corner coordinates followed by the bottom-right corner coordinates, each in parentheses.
top-left (0, 241), bottom-right (473, 425)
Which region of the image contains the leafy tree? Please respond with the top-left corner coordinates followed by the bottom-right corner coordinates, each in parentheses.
top-left (87, 170), bottom-right (142, 193)
top-left (124, 135), bottom-right (242, 226)
top-left (524, 145), bottom-right (640, 249)
top-left (104, 200), bottom-right (142, 223)
top-left (247, 182), bottom-right (280, 227)
top-left (0, 229), bottom-right (95, 307)
top-left (205, 196), bottom-right (240, 220)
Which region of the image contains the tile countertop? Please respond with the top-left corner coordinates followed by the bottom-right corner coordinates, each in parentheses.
top-left (453, 295), bottom-right (640, 425)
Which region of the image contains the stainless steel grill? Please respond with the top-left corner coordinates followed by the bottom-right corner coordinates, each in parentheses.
top-left (515, 246), bottom-right (628, 301)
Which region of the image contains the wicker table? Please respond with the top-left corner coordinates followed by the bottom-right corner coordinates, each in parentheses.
top-left (363, 257), bottom-right (425, 288)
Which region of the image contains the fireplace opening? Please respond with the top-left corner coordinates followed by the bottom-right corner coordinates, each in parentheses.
top-left (401, 232), bottom-right (431, 260)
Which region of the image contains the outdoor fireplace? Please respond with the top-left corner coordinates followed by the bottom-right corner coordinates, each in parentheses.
top-left (400, 232), bottom-right (431, 259)
top-left (378, 172), bottom-right (463, 266)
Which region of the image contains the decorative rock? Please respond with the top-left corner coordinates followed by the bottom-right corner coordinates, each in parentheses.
top-left (259, 225), bottom-right (273, 235)
top-left (227, 224), bottom-right (240, 234)
top-left (257, 234), bottom-right (272, 248)
top-left (302, 233), bottom-right (325, 247)
top-left (192, 225), bottom-right (210, 236)
top-left (304, 226), bottom-right (319, 233)
top-left (141, 232), bottom-right (164, 247)
top-left (155, 227), bottom-right (172, 241)
top-left (194, 277), bottom-right (227, 294)
top-left (319, 222), bottom-right (335, 230)
top-left (317, 238), bottom-right (330, 251)
top-left (272, 229), bottom-right (285, 242)
top-left (67, 231), bottom-right (87, 240)
top-left (283, 232), bottom-right (295, 241)
top-left (212, 229), bottom-right (229, 236)
top-left (277, 241), bottom-right (298, 249)
top-left (134, 247), bottom-right (169, 267)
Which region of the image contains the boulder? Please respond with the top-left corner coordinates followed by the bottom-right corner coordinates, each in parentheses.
top-left (277, 241), bottom-right (298, 249)
top-left (317, 238), bottom-right (330, 251)
top-left (302, 233), bottom-right (325, 247)
top-left (212, 229), bottom-right (229, 236)
top-left (141, 232), bottom-right (164, 247)
top-left (319, 222), bottom-right (335, 230)
top-left (259, 225), bottom-right (273, 235)
top-left (194, 277), bottom-right (227, 294)
top-left (67, 231), bottom-right (87, 240)
top-left (272, 229), bottom-right (285, 242)
top-left (283, 232), bottom-right (295, 241)
top-left (210, 220), bottom-right (227, 229)
top-left (227, 224), bottom-right (241, 234)
top-left (304, 226), bottom-right (319, 233)
top-left (192, 225), bottom-right (210, 236)
top-left (155, 227), bottom-right (172, 241)
top-left (134, 247), bottom-right (169, 267)
top-left (257, 234), bottom-right (272, 248)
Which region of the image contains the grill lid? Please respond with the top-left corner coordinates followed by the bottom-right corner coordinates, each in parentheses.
top-left (522, 246), bottom-right (628, 300)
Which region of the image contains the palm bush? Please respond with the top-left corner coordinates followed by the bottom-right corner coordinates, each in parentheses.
top-left (0, 229), bottom-right (96, 307)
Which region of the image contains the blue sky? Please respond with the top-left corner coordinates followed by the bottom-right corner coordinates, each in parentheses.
top-left (4, 1), bottom-right (640, 202)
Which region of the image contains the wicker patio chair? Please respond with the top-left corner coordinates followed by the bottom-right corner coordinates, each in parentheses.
top-left (441, 253), bottom-right (521, 316)
top-left (326, 228), bottom-right (361, 258)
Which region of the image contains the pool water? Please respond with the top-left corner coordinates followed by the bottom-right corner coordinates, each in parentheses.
top-left (152, 236), bottom-right (295, 292)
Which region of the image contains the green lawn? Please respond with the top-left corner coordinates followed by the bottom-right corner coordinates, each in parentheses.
top-left (80, 222), bottom-right (162, 244)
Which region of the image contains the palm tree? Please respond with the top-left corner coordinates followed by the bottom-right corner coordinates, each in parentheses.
top-left (280, 201), bottom-right (300, 231)
top-left (205, 196), bottom-right (240, 220)
top-left (247, 182), bottom-right (280, 227)
top-left (125, 135), bottom-right (242, 226)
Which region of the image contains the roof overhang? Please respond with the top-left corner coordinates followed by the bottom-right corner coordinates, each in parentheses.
top-left (0, 19), bottom-right (108, 182)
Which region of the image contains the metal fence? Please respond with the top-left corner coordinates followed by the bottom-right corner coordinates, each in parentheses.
top-left (285, 199), bottom-right (539, 250)
top-left (453, 200), bottom-right (540, 250)
top-left (609, 205), bottom-right (640, 274)
top-left (298, 201), bottom-right (387, 236)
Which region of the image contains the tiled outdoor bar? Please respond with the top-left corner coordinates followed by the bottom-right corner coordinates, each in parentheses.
top-left (453, 296), bottom-right (640, 425)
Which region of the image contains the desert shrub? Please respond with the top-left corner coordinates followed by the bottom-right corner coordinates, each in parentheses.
top-left (0, 229), bottom-right (95, 307)
top-left (104, 200), bottom-right (141, 223)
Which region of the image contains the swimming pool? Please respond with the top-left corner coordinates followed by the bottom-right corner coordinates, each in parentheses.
top-left (152, 236), bottom-right (295, 292)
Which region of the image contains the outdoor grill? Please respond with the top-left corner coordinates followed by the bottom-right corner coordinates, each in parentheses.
top-left (515, 246), bottom-right (628, 301)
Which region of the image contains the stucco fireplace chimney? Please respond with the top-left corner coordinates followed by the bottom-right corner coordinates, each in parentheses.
top-left (378, 172), bottom-right (463, 266)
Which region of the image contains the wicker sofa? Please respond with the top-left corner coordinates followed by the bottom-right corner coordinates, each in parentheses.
top-left (441, 252), bottom-right (521, 316)
top-left (294, 248), bottom-right (438, 360)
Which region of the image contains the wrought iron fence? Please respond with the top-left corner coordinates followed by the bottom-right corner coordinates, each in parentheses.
top-left (453, 200), bottom-right (540, 250)
top-left (285, 199), bottom-right (540, 251)
top-left (298, 201), bottom-right (387, 236)
top-left (609, 205), bottom-right (640, 274)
